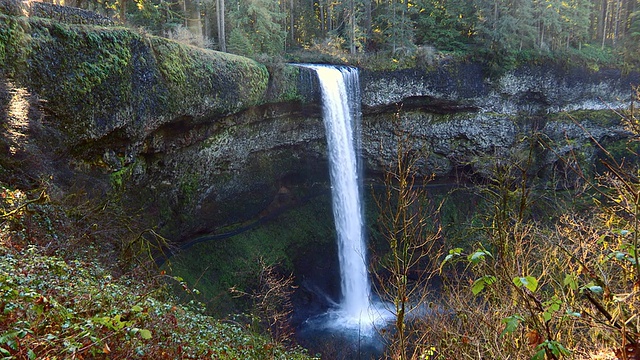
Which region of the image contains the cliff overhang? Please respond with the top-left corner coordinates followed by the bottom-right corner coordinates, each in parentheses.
top-left (1, 1), bottom-right (639, 240)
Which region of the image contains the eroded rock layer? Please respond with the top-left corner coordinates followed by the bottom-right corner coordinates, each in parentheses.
top-left (1, 1), bottom-right (638, 239)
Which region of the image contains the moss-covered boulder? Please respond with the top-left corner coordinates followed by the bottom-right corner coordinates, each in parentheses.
top-left (0, 2), bottom-right (318, 239)
top-left (0, 13), bottom-right (272, 147)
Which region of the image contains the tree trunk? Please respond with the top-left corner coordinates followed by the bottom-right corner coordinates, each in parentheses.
top-left (600, 0), bottom-right (609, 48)
top-left (290, 0), bottom-right (295, 46)
top-left (217, 0), bottom-right (226, 52)
top-left (119, 0), bottom-right (127, 24)
top-left (319, 0), bottom-right (325, 35)
top-left (590, 1), bottom-right (598, 41)
top-left (614, 0), bottom-right (622, 46)
top-left (349, 0), bottom-right (356, 54)
top-left (392, 0), bottom-right (397, 53)
top-left (364, 0), bottom-right (372, 50)
top-left (185, 0), bottom-right (203, 42)
top-left (328, 1), bottom-right (333, 32)
top-left (204, 3), bottom-right (210, 41)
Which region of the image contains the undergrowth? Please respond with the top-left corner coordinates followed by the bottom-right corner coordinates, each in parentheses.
top-left (0, 183), bottom-right (315, 359)
top-left (420, 89), bottom-right (640, 360)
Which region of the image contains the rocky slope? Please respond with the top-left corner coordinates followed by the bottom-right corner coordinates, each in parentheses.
top-left (1, 0), bottom-right (639, 241)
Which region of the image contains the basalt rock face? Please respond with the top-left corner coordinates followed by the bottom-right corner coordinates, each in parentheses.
top-left (0, 2), bottom-right (318, 238)
top-left (1, 1), bottom-right (639, 240)
top-left (360, 64), bottom-right (637, 114)
top-left (135, 102), bottom-right (329, 238)
top-left (85, 60), bottom-right (639, 239)
top-left (359, 64), bottom-right (639, 182)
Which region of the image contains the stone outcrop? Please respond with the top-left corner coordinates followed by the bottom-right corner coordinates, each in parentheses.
top-left (0, 2), bottom-right (310, 238)
top-left (1, 1), bottom-right (639, 240)
top-left (132, 62), bottom-right (638, 239)
top-left (359, 64), bottom-right (639, 180)
top-left (361, 64), bottom-right (637, 114)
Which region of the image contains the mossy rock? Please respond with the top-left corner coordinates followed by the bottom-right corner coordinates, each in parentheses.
top-left (546, 109), bottom-right (622, 126)
top-left (0, 13), bottom-right (272, 148)
top-left (166, 194), bottom-right (337, 316)
top-left (149, 37), bottom-right (269, 118)
top-left (0, 0), bottom-right (25, 17)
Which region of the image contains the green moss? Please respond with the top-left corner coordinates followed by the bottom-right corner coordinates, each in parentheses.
top-left (151, 39), bottom-right (187, 84)
top-left (4, 19), bottom-right (144, 141)
top-left (109, 164), bottom-right (133, 190)
top-left (0, 12), bottom-right (275, 146)
top-left (0, 15), bottom-right (31, 76)
top-left (166, 196), bottom-right (335, 316)
top-left (599, 139), bottom-right (640, 173)
top-left (150, 37), bottom-right (269, 116)
top-left (546, 109), bottom-right (621, 126)
top-left (75, 30), bottom-right (132, 95)
top-left (263, 63), bottom-right (304, 102)
top-left (429, 112), bottom-right (466, 124)
top-left (178, 172), bottom-right (200, 206)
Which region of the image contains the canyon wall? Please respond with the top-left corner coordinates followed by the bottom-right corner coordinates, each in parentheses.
top-left (1, 2), bottom-right (639, 240)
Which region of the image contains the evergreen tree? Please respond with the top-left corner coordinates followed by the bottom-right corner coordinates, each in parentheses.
top-left (375, 0), bottom-right (417, 53)
top-left (631, 9), bottom-right (640, 38)
top-left (559, 0), bottom-right (592, 49)
top-left (336, 0), bottom-right (370, 53)
top-left (534, 0), bottom-right (563, 50)
top-left (624, 8), bottom-right (640, 54)
top-left (116, 0), bottom-right (638, 64)
top-left (512, 0), bottom-right (537, 50)
top-left (413, 0), bottom-right (477, 51)
top-left (285, 0), bottom-right (322, 47)
top-left (227, 0), bottom-right (286, 56)
top-left (227, 27), bottom-right (254, 56)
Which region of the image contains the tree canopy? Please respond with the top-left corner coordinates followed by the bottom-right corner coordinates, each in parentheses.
top-left (53, 0), bottom-right (640, 65)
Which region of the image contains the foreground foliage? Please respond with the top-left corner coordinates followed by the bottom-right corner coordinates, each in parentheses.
top-left (0, 185), bottom-right (314, 359)
top-left (390, 88), bottom-right (640, 359)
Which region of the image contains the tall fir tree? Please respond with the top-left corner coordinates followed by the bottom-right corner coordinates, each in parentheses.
top-left (413, 0), bottom-right (477, 51)
top-left (227, 0), bottom-right (286, 56)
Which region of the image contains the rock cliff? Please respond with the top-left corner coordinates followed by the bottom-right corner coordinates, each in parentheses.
top-left (360, 64), bottom-right (639, 181)
top-left (1, 1), bottom-right (638, 240)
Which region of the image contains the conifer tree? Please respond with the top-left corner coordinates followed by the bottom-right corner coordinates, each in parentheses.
top-left (375, 0), bottom-right (416, 53)
top-left (227, 0), bottom-right (285, 56)
top-left (413, 0), bottom-right (477, 51)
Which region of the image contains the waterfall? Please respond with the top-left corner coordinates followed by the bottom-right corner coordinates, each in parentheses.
top-left (300, 64), bottom-right (372, 322)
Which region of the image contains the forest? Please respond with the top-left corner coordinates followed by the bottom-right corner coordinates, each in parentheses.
top-left (55, 0), bottom-right (640, 68)
top-left (1, 0), bottom-right (640, 358)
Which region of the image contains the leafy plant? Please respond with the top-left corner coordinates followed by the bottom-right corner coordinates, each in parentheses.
top-left (231, 258), bottom-right (296, 348)
top-left (550, 87), bottom-right (640, 359)
top-left (0, 182), bottom-right (315, 359)
top-left (438, 132), bottom-right (579, 359)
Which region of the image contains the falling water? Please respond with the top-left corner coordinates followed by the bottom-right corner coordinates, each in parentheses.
top-left (298, 64), bottom-right (387, 331)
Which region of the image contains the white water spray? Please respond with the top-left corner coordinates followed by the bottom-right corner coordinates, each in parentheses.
top-left (298, 65), bottom-right (390, 332)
